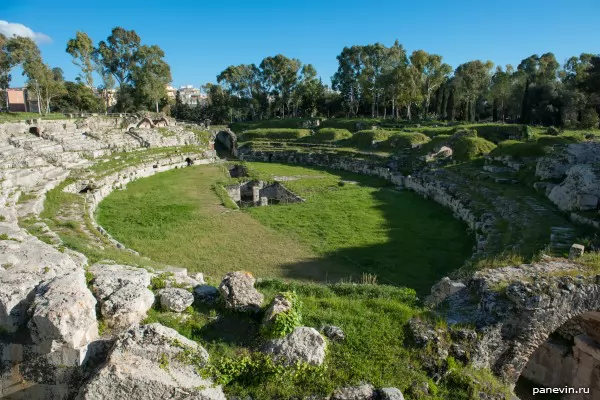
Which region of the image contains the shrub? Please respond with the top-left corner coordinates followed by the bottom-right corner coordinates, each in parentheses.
top-left (238, 129), bottom-right (311, 141)
top-left (580, 108), bottom-right (600, 129)
top-left (546, 126), bottom-right (560, 136)
top-left (384, 132), bottom-right (430, 149)
top-left (469, 124), bottom-right (531, 142)
top-left (261, 291), bottom-right (303, 339)
top-left (489, 140), bottom-right (546, 159)
top-left (319, 118), bottom-right (381, 132)
top-left (348, 130), bottom-right (393, 148)
top-left (312, 128), bottom-right (352, 142)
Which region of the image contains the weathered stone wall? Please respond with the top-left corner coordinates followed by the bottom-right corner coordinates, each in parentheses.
top-left (260, 182), bottom-right (305, 204)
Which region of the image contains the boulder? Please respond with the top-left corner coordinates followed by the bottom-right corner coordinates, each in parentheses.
top-left (90, 263), bottom-right (154, 330)
top-left (218, 271), bottom-right (263, 312)
top-left (378, 387), bottom-right (405, 400)
top-left (262, 326), bottom-right (326, 366)
top-left (427, 277), bottom-right (466, 306)
top-left (569, 244), bottom-right (585, 260)
top-left (0, 234), bottom-right (78, 333)
top-left (77, 323), bottom-right (225, 400)
top-left (28, 270), bottom-right (98, 349)
top-left (332, 384), bottom-right (376, 400)
top-left (159, 288), bottom-right (194, 312)
top-left (323, 325), bottom-right (345, 341)
top-left (548, 164), bottom-right (600, 211)
top-left (194, 284), bottom-right (220, 303)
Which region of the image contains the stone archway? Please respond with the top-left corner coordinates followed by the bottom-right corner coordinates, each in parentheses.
top-left (136, 117), bottom-right (155, 129)
top-left (215, 130), bottom-right (238, 157)
top-left (437, 260), bottom-right (600, 394)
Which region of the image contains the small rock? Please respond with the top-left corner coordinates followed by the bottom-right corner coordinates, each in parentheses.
top-left (378, 387), bottom-right (405, 400)
top-left (159, 288), bottom-right (194, 312)
top-left (331, 384), bottom-right (375, 400)
top-left (569, 243), bottom-right (585, 260)
top-left (194, 284), bottom-right (220, 303)
top-left (218, 271), bottom-right (263, 313)
top-left (323, 325), bottom-right (345, 341)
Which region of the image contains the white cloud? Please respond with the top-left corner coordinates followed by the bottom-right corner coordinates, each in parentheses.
top-left (0, 20), bottom-right (52, 44)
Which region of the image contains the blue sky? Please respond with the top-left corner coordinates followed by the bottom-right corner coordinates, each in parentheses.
top-left (2, 0), bottom-right (599, 88)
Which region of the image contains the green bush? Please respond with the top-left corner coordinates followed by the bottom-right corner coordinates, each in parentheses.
top-left (261, 291), bottom-right (303, 338)
top-left (546, 126), bottom-right (560, 136)
top-left (384, 132), bottom-right (431, 149)
top-left (347, 130), bottom-right (393, 148)
top-left (451, 137), bottom-right (497, 161)
top-left (451, 128), bottom-right (478, 139)
top-left (580, 108), bottom-right (600, 129)
top-left (312, 128), bottom-right (353, 142)
top-left (469, 124), bottom-right (532, 142)
top-left (238, 128), bottom-right (311, 141)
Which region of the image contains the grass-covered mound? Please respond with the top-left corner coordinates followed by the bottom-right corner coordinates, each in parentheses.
top-left (96, 163), bottom-right (473, 294)
top-left (489, 134), bottom-right (586, 159)
top-left (319, 118), bottom-right (381, 132)
top-left (384, 132), bottom-right (431, 149)
top-left (230, 118), bottom-right (315, 134)
top-left (311, 127), bottom-right (353, 142)
top-left (347, 130), bottom-right (394, 147)
top-left (238, 128), bottom-right (311, 141)
top-left (144, 279), bottom-right (510, 400)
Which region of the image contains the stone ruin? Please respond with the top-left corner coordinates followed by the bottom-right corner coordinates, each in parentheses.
top-left (224, 164), bottom-right (305, 207)
top-left (3, 113), bottom-right (600, 398)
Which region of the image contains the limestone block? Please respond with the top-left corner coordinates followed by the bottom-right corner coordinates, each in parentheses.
top-left (218, 271), bottom-right (263, 313)
top-left (77, 323), bottom-right (225, 400)
top-left (379, 388), bottom-right (405, 400)
top-left (262, 327), bottom-right (326, 366)
top-left (332, 384), bottom-right (376, 400)
top-left (28, 270), bottom-right (98, 349)
top-left (578, 194), bottom-right (599, 211)
top-left (569, 244), bottom-right (585, 260)
top-left (158, 288), bottom-right (194, 312)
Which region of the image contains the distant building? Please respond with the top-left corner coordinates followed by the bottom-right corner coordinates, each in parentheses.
top-left (6, 88), bottom-right (39, 112)
top-left (166, 85), bottom-right (177, 100)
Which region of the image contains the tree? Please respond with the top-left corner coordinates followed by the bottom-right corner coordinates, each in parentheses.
top-left (454, 60), bottom-right (494, 121)
top-left (25, 63), bottom-right (66, 114)
top-left (489, 65), bottom-right (514, 122)
top-left (55, 80), bottom-right (103, 112)
top-left (131, 44), bottom-right (172, 112)
top-left (95, 27), bottom-right (141, 99)
top-left (332, 46), bottom-right (364, 117)
top-left (410, 50), bottom-right (451, 118)
top-left (259, 54), bottom-right (302, 118)
top-left (66, 31), bottom-right (95, 88)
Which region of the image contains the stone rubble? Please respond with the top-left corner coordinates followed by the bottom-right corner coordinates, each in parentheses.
top-left (158, 287), bottom-right (195, 312)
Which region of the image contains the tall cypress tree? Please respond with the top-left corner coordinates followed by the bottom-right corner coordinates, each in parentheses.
top-left (446, 89), bottom-right (455, 121)
top-left (520, 78), bottom-right (530, 124)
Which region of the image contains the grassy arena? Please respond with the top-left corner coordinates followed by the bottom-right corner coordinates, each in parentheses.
top-left (96, 162), bottom-right (473, 294)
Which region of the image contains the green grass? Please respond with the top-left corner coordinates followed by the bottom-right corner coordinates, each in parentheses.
top-left (311, 128), bottom-right (353, 142)
top-left (144, 279), bottom-right (508, 399)
top-left (238, 128), bottom-right (311, 141)
top-left (97, 162), bottom-right (473, 293)
top-left (230, 119), bottom-right (316, 134)
top-left (347, 130), bottom-right (395, 148)
top-left (0, 112), bottom-right (67, 123)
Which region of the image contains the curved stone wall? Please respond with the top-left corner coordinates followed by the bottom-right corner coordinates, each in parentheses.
top-left (239, 149), bottom-right (492, 257)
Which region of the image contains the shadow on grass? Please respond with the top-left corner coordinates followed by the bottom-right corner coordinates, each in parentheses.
top-left (270, 182), bottom-right (475, 297)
